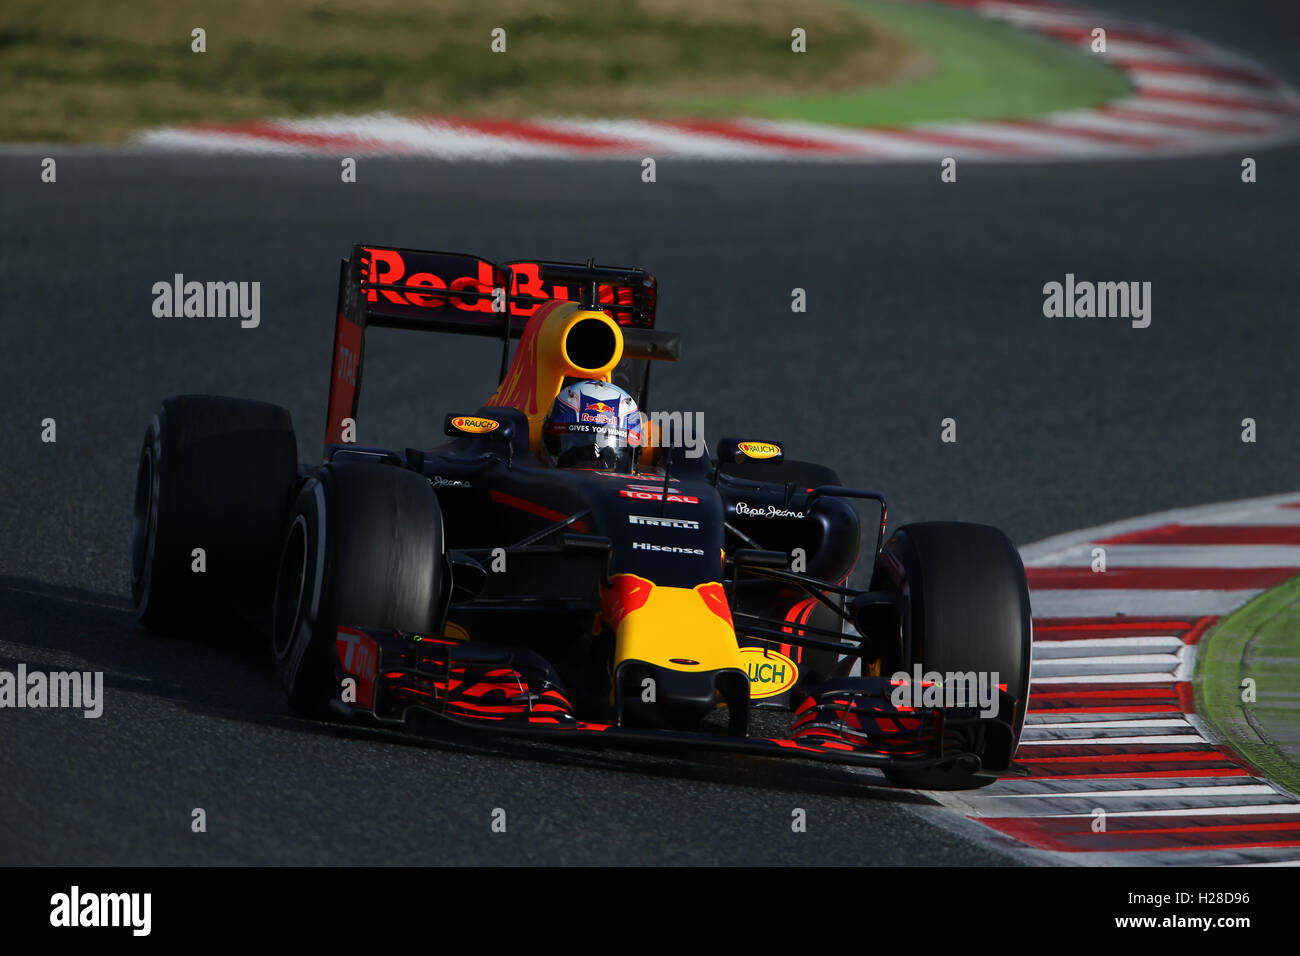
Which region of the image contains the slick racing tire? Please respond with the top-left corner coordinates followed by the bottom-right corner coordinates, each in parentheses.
top-left (872, 522), bottom-right (1032, 791)
top-left (132, 394), bottom-right (297, 634)
top-left (271, 461), bottom-right (446, 718)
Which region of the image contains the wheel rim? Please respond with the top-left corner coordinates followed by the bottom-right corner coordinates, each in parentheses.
top-left (272, 515), bottom-right (309, 659)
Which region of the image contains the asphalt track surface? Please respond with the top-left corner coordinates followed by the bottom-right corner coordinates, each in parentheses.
top-left (2, 0), bottom-right (1299, 865)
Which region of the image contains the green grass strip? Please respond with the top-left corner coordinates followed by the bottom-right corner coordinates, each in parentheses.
top-left (1196, 573), bottom-right (1300, 798)
top-left (677, 0), bottom-right (1132, 126)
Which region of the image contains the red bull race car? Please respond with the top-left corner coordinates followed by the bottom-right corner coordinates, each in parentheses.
top-left (130, 244), bottom-right (1033, 789)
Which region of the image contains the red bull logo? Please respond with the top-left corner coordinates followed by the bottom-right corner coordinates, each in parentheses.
top-left (580, 399), bottom-right (618, 424)
top-left (508, 261), bottom-right (636, 319)
top-left (364, 247), bottom-right (497, 312)
top-left (696, 582), bottom-right (733, 627)
top-left (601, 573), bottom-right (654, 631)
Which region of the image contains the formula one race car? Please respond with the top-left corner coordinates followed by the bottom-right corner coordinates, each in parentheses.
top-left (131, 244), bottom-right (1033, 789)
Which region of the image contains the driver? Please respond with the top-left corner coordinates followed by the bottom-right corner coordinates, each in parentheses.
top-left (543, 380), bottom-right (642, 471)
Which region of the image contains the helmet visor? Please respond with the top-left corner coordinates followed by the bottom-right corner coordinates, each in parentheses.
top-left (548, 420), bottom-right (638, 469)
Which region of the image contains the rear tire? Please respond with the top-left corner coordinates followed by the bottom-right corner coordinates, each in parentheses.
top-left (132, 395), bottom-right (297, 633)
top-left (873, 522), bottom-right (1032, 790)
top-left (271, 461), bottom-right (446, 717)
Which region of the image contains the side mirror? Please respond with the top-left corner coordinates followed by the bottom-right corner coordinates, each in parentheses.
top-left (716, 437), bottom-right (784, 465)
top-left (849, 591), bottom-right (899, 647)
top-left (446, 551), bottom-right (488, 604)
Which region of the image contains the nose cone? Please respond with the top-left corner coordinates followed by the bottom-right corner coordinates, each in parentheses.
top-left (601, 574), bottom-right (748, 728)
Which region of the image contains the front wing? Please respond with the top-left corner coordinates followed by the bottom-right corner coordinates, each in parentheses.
top-left (333, 625), bottom-right (1019, 774)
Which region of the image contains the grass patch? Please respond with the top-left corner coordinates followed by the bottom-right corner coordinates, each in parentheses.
top-left (0, 0), bottom-right (1131, 144)
top-left (1197, 574), bottom-right (1300, 798)
top-left (0, 0), bottom-right (915, 143)
top-left (677, 0), bottom-right (1130, 125)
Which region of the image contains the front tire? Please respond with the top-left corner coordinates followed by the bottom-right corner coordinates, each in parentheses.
top-left (132, 395), bottom-right (297, 633)
top-left (873, 522), bottom-right (1032, 790)
top-left (271, 462), bottom-right (447, 717)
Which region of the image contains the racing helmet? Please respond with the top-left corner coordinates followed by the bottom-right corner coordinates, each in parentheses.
top-left (543, 380), bottom-right (642, 470)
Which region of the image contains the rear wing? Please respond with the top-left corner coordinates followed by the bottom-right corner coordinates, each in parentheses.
top-left (325, 244), bottom-right (671, 448)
